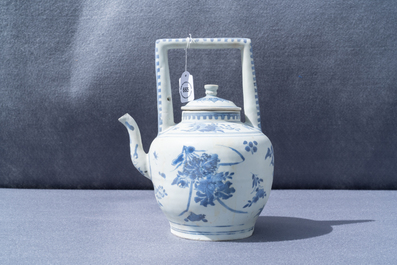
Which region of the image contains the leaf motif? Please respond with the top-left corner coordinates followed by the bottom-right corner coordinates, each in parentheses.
top-left (184, 212), bottom-right (208, 222)
top-left (199, 154), bottom-right (219, 176)
top-left (211, 172), bottom-right (226, 182)
top-left (171, 173), bottom-right (189, 188)
top-left (243, 200), bottom-right (252, 208)
top-left (171, 177), bottom-right (179, 185)
top-left (214, 181), bottom-right (235, 200)
top-left (251, 173), bottom-right (264, 189)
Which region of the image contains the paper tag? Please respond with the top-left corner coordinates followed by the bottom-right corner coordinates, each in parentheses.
top-left (179, 71), bottom-right (194, 103)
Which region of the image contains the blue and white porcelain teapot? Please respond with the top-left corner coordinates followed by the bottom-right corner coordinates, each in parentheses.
top-left (119, 38), bottom-right (274, 241)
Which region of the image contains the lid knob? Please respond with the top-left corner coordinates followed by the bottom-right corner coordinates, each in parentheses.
top-left (204, 84), bottom-right (218, 96)
top-left (181, 83), bottom-right (241, 111)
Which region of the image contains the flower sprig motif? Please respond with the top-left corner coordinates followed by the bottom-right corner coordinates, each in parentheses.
top-left (243, 173), bottom-right (266, 208)
top-left (265, 146), bottom-right (274, 166)
top-left (243, 141), bottom-right (258, 154)
top-left (154, 185), bottom-right (168, 207)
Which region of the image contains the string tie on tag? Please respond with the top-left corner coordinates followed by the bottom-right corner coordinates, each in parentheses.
top-left (185, 34), bottom-right (192, 72)
top-left (180, 34), bottom-right (194, 103)
top-left (186, 34), bottom-right (192, 49)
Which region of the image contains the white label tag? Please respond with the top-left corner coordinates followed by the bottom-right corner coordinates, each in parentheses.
top-left (179, 71), bottom-right (194, 103)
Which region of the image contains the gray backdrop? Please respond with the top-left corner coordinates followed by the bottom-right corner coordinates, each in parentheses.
top-left (1, 0), bottom-right (396, 189)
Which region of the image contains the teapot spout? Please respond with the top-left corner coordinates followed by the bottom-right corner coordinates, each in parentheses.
top-left (118, 114), bottom-right (151, 180)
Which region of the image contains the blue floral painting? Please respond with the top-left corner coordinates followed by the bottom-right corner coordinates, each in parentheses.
top-left (184, 212), bottom-right (208, 222)
top-left (133, 144), bottom-right (138, 159)
top-left (265, 146), bottom-right (274, 166)
top-left (125, 121), bottom-right (135, 131)
top-left (154, 185), bottom-right (168, 207)
top-left (243, 141), bottom-right (258, 154)
top-left (171, 145), bottom-right (247, 217)
top-left (255, 206), bottom-right (265, 217)
top-left (194, 97), bottom-right (229, 103)
top-left (182, 123), bottom-right (240, 133)
top-left (243, 174), bottom-right (266, 208)
top-left (134, 165), bottom-right (145, 176)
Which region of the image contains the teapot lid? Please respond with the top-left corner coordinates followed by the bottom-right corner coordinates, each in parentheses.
top-left (181, 84), bottom-right (241, 111)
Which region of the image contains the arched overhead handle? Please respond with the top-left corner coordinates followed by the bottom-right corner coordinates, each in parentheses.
top-left (155, 38), bottom-right (261, 133)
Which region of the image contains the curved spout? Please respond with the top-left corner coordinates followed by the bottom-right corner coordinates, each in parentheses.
top-left (118, 114), bottom-right (151, 180)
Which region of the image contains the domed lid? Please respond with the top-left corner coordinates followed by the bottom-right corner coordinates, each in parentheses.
top-left (181, 84), bottom-right (241, 111)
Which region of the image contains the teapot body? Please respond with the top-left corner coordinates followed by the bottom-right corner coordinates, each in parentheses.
top-left (148, 111), bottom-right (274, 240)
top-left (119, 38), bottom-right (274, 241)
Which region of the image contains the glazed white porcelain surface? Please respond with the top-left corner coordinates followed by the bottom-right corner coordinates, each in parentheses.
top-left (119, 38), bottom-right (274, 241)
